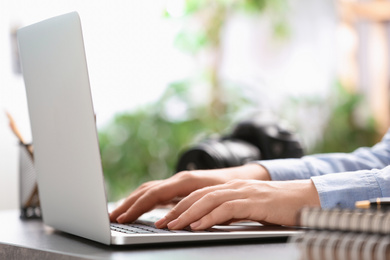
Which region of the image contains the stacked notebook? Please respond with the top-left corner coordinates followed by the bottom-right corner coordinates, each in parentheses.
top-left (290, 207), bottom-right (390, 260)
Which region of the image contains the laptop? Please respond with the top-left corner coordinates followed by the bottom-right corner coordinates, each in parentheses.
top-left (17, 12), bottom-right (301, 245)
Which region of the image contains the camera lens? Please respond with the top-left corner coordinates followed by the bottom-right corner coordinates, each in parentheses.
top-left (176, 139), bottom-right (261, 172)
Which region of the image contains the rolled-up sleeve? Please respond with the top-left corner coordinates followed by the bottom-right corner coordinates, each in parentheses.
top-left (254, 128), bottom-right (390, 208)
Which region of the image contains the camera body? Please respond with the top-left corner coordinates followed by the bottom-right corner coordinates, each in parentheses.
top-left (176, 117), bottom-right (304, 172)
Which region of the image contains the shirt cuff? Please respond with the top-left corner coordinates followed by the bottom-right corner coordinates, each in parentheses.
top-left (311, 170), bottom-right (382, 208)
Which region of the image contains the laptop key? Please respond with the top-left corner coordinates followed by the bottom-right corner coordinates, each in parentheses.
top-left (128, 224), bottom-right (174, 233)
top-left (111, 223), bottom-right (174, 234)
top-left (111, 227), bottom-right (137, 234)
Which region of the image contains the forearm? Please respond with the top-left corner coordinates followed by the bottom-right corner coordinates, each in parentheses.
top-left (181, 163), bottom-right (271, 183)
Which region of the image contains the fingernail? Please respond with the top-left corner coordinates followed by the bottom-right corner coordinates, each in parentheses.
top-left (116, 214), bottom-right (125, 223)
top-left (167, 219), bottom-right (179, 229)
top-left (155, 217), bottom-right (166, 228)
top-left (190, 220), bottom-right (201, 230)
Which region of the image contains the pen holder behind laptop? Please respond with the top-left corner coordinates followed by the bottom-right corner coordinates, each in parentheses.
top-left (19, 143), bottom-right (41, 219)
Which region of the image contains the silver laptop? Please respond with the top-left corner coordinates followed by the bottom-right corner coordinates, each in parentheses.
top-left (17, 12), bottom-right (301, 245)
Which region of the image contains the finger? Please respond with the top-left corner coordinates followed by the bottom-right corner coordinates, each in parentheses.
top-left (155, 184), bottom-right (225, 228)
top-left (115, 180), bottom-right (180, 223)
top-left (114, 171), bottom-right (227, 224)
top-left (111, 173), bottom-right (191, 221)
top-left (166, 188), bottom-right (247, 230)
top-left (115, 177), bottom-right (199, 223)
top-left (155, 186), bottom-right (211, 228)
top-left (109, 180), bottom-right (161, 222)
top-left (190, 199), bottom-right (252, 230)
top-left (157, 180), bottom-right (247, 228)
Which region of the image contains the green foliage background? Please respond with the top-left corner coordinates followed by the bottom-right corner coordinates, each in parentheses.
top-left (309, 83), bottom-right (378, 154)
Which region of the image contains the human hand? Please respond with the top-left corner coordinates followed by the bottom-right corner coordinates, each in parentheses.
top-left (155, 179), bottom-right (320, 230)
top-left (109, 163), bottom-right (269, 223)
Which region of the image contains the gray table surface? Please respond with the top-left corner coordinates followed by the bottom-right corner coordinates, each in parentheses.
top-left (0, 210), bottom-right (301, 260)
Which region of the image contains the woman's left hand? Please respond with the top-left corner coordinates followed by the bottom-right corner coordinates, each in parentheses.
top-left (155, 179), bottom-right (320, 230)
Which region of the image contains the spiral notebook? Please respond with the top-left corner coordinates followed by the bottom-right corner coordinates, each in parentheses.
top-left (291, 207), bottom-right (390, 260)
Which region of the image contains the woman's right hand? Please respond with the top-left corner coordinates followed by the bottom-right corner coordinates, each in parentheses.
top-left (109, 163), bottom-right (269, 224)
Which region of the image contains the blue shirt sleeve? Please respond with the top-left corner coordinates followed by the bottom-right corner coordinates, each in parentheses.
top-left (254, 128), bottom-right (390, 208)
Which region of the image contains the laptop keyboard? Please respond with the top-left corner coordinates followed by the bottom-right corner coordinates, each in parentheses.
top-left (111, 223), bottom-right (193, 234)
top-left (110, 209), bottom-right (212, 235)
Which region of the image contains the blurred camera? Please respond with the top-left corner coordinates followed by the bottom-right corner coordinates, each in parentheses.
top-left (176, 117), bottom-right (304, 172)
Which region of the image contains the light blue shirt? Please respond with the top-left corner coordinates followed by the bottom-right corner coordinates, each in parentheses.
top-left (257, 128), bottom-right (390, 209)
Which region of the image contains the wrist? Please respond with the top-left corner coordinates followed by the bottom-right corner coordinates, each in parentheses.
top-left (297, 179), bottom-right (321, 207)
top-left (242, 163), bottom-right (271, 181)
top-left (308, 179), bottom-right (321, 206)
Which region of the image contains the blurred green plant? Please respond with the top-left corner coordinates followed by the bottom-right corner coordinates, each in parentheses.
top-left (280, 82), bottom-right (379, 155)
top-left (310, 83), bottom-right (379, 154)
top-left (166, 0), bottom-right (289, 53)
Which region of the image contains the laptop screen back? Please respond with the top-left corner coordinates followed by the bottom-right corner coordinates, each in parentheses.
top-left (17, 12), bottom-right (111, 245)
